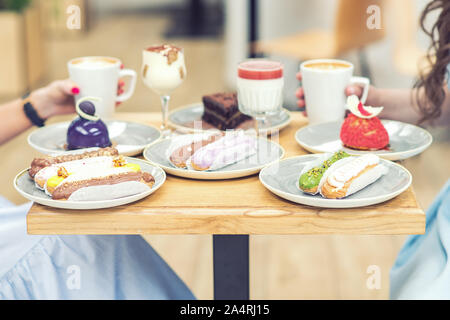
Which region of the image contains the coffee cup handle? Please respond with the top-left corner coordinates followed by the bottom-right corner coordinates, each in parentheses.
top-left (116, 69), bottom-right (137, 102)
top-left (349, 76), bottom-right (370, 104)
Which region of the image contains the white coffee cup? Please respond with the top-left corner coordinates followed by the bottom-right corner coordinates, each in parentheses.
top-left (68, 56), bottom-right (137, 119)
top-left (300, 59), bottom-right (370, 125)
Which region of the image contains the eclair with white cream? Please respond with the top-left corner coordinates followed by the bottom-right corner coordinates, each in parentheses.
top-left (168, 132), bottom-right (224, 168)
top-left (34, 156), bottom-right (115, 189)
top-left (29, 147), bottom-right (119, 178)
top-left (320, 154), bottom-right (387, 199)
top-left (187, 132), bottom-right (257, 171)
top-left (31, 152), bottom-right (155, 200)
top-left (44, 157), bottom-right (155, 200)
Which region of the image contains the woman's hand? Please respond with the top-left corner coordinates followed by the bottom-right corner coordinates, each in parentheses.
top-left (295, 71), bottom-right (380, 114)
top-left (30, 79), bottom-right (80, 120)
top-left (30, 78), bottom-right (127, 120)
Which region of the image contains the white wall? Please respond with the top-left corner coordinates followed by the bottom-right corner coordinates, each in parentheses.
top-left (93, 0), bottom-right (220, 13)
top-left (94, 0), bottom-right (182, 12)
top-left (225, 0), bottom-right (435, 94)
top-left (224, 0), bottom-right (248, 89)
top-left (224, 0), bottom-right (337, 89)
top-left (258, 0), bottom-right (336, 40)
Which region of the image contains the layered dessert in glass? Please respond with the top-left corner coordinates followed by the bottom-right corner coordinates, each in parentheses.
top-left (142, 44), bottom-right (187, 134)
top-left (142, 44), bottom-right (186, 95)
top-left (236, 59), bottom-right (284, 117)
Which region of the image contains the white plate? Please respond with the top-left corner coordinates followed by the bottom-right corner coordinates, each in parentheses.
top-left (28, 120), bottom-right (162, 156)
top-left (259, 155), bottom-right (412, 208)
top-left (143, 135), bottom-right (285, 180)
top-left (295, 120), bottom-right (432, 161)
top-left (14, 157), bottom-right (166, 210)
top-left (168, 103), bottom-right (291, 134)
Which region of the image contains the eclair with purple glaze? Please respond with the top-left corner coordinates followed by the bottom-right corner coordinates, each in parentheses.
top-left (187, 133), bottom-right (257, 171)
top-left (168, 132), bottom-right (224, 169)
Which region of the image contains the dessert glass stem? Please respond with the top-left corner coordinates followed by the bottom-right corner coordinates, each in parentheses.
top-left (254, 116), bottom-right (267, 139)
top-left (254, 116), bottom-right (267, 157)
top-left (160, 95), bottom-right (171, 135)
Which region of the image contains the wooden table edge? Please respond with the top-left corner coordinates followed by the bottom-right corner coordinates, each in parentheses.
top-left (27, 205), bottom-right (425, 235)
top-left (25, 112), bottom-right (426, 236)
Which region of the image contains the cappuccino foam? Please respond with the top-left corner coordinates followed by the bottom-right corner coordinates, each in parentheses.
top-left (71, 57), bottom-right (118, 69)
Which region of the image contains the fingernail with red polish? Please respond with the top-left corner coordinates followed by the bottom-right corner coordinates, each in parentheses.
top-left (71, 87), bottom-right (80, 94)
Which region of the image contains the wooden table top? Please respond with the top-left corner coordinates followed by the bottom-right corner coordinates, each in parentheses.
top-left (27, 112), bottom-right (425, 235)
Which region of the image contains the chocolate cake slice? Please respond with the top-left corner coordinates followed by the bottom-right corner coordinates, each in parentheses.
top-left (201, 93), bottom-right (252, 130)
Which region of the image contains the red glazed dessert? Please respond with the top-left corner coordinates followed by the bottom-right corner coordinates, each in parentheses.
top-left (340, 95), bottom-right (389, 150)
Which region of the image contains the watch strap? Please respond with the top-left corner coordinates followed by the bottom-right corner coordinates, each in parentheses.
top-left (22, 93), bottom-right (45, 127)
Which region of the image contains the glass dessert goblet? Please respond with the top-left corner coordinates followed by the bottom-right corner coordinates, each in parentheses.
top-left (142, 44), bottom-right (187, 136)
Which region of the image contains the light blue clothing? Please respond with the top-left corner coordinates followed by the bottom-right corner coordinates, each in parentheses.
top-left (0, 196), bottom-right (195, 300)
top-left (447, 63), bottom-right (450, 89)
top-left (390, 179), bottom-right (450, 299)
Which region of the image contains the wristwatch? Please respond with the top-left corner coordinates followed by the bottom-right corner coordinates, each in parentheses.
top-left (22, 92), bottom-right (45, 127)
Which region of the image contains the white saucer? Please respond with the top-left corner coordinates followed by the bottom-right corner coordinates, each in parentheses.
top-left (28, 120), bottom-right (162, 156)
top-left (295, 120), bottom-right (432, 161)
top-left (14, 157), bottom-right (165, 210)
top-left (143, 134), bottom-right (285, 180)
top-left (259, 155), bottom-right (412, 208)
top-left (168, 103), bottom-right (291, 134)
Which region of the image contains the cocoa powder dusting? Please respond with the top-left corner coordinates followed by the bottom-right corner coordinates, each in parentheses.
top-left (179, 66), bottom-right (184, 79)
top-left (167, 49), bottom-right (178, 65)
top-left (143, 64), bottom-right (148, 78)
top-left (142, 172), bottom-right (155, 183)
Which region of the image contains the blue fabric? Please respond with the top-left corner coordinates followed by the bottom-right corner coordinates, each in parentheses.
top-left (390, 179), bottom-right (450, 299)
top-left (0, 197), bottom-right (195, 300)
top-left (447, 63), bottom-right (450, 89)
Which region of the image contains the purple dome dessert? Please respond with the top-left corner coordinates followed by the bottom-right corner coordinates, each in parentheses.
top-left (67, 97), bottom-right (112, 150)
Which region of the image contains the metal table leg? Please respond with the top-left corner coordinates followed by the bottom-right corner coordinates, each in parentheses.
top-left (213, 235), bottom-right (249, 300)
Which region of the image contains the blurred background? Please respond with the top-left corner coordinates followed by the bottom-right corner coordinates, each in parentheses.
top-left (0, 0), bottom-right (449, 299)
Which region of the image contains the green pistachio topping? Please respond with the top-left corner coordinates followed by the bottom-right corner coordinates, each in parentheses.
top-left (299, 151), bottom-right (350, 190)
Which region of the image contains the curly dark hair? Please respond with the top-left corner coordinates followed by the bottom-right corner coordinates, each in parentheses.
top-left (414, 0), bottom-right (450, 124)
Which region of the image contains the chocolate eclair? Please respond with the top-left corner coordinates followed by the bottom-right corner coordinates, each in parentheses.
top-left (51, 170), bottom-right (153, 200)
top-left (29, 147), bottom-right (119, 178)
top-left (31, 150), bottom-right (155, 201)
top-left (46, 161), bottom-right (155, 200)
